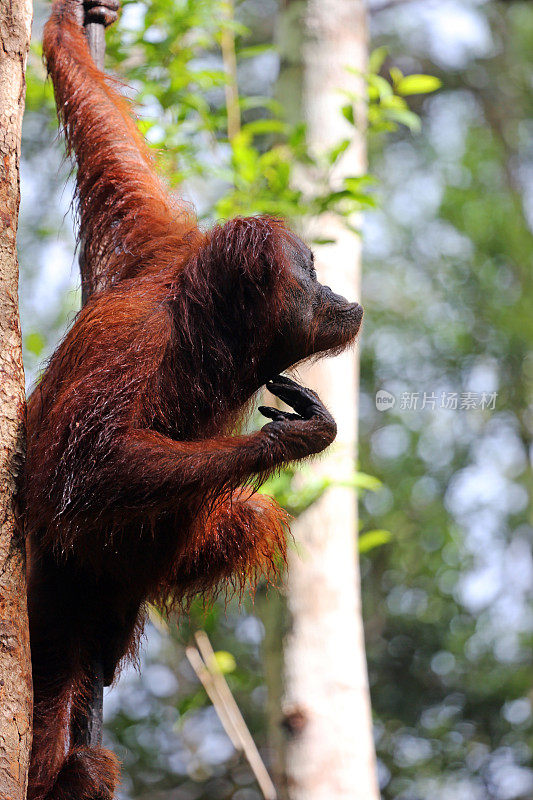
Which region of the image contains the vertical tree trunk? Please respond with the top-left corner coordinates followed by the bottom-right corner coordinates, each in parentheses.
top-left (280, 2), bottom-right (379, 798)
top-left (0, 1), bottom-right (34, 798)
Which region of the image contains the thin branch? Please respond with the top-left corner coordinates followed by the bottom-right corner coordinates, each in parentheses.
top-left (85, 22), bottom-right (106, 71)
top-left (187, 631), bottom-right (278, 800)
top-left (185, 646), bottom-right (242, 749)
top-left (220, 0), bottom-right (241, 141)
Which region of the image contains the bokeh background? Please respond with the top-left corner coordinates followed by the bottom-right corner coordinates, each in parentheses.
top-left (20, 1), bottom-right (532, 798)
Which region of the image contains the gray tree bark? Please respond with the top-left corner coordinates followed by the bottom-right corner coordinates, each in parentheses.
top-left (0, 1), bottom-right (34, 798)
top-left (279, 2), bottom-right (380, 798)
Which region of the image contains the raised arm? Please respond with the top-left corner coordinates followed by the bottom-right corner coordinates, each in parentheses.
top-left (43, 0), bottom-right (198, 293)
top-left (68, 377), bottom-right (337, 523)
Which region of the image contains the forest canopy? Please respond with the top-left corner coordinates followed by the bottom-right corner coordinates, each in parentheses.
top-left (18, 1), bottom-right (533, 799)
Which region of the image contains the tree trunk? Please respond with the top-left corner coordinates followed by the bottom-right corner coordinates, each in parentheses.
top-left (0, 1), bottom-right (34, 798)
top-left (280, 2), bottom-right (379, 798)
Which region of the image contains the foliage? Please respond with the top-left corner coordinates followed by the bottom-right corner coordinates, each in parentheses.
top-left (21, 0), bottom-right (436, 796)
top-left (20, 2), bottom-right (533, 800)
top-left (359, 2), bottom-right (533, 798)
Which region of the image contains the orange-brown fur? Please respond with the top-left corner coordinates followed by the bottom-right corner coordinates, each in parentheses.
top-left (24, 2), bottom-right (361, 798)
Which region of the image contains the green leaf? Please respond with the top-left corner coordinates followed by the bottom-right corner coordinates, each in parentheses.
top-left (396, 74), bottom-right (442, 96)
top-left (339, 472), bottom-right (382, 492)
top-left (237, 43), bottom-right (276, 59)
top-left (384, 107), bottom-right (421, 132)
top-left (344, 176), bottom-right (378, 202)
top-left (389, 66), bottom-right (404, 87)
top-left (25, 332), bottom-right (45, 357)
top-left (381, 94), bottom-right (409, 110)
top-left (369, 46), bottom-right (388, 75)
top-left (358, 530), bottom-right (392, 554)
top-left (260, 465), bottom-right (383, 517)
top-left (344, 174), bottom-right (378, 188)
top-left (213, 650), bottom-right (236, 674)
top-left (328, 138), bottom-right (351, 165)
top-left (239, 96), bottom-right (285, 116)
top-left (241, 119), bottom-right (289, 137)
top-left (342, 103), bottom-right (355, 125)
top-left (367, 74), bottom-right (394, 100)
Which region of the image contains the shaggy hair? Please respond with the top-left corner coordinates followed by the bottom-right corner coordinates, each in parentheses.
top-left (24, 2), bottom-right (361, 799)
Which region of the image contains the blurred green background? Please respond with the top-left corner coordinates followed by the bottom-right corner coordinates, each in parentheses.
top-left (20, 0), bottom-right (532, 798)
